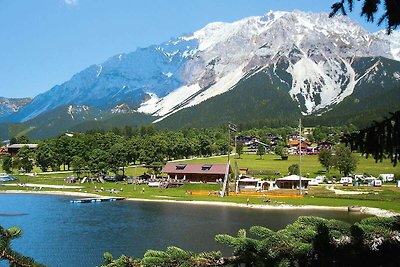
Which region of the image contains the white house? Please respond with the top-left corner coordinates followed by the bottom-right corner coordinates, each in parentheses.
top-left (236, 177), bottom-right (276, 192)
top-left (275, 175), bottom-right (312, 189)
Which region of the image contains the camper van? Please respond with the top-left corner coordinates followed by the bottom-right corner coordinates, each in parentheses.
top-left (371, 179), bottom-right (382, 187)
top-left (353, 174), bottom-right (364, 181)
top-left (340, 177), bottom-right (353, 185)
top-left (379, 174), bottom-right (394, 182)
top-left (315, 176), bottom-right (325, 184)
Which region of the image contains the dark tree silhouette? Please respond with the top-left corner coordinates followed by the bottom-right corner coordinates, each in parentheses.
top-left (344, 111), bottom-right (400, 166)
top-left (330, 0), bottom-right (400, 33)
top-left (330, 2), bottom-right (400, 164)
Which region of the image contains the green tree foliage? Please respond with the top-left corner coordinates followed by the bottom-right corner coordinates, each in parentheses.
top-left (2, 154), bottom-right (13, 173)
top-left (15, 135), bottom-right (31, 144)
top-left (108, 142), bottom-right (129, 175)
top-left (101, 249), bottom-right (222, 267)
top-left (35, 141), bottom-right (57, 172)
top-left (55, 135), bottom-right (76, 171)
top-left (334, 144), bottom-right (358, 176)
top-left (330, 0), bottom-right (400, 33)
top-left (275, 144), bottom-right (289, 160)
top-left (15, 146), bottom-right (35, 173)
top-left (288, 163), bottom-right (300, 175)
top-left (141, 247), bottom-right (222, 267)
top-left (0, 225), bottom-right (46, 266)
top-left (345, 111), bottom-right (400, 166)
top-left (318, 148), bottom-right (335, 173)
top-left (126, 137), bottom-right (141, 165)
top-left (236, 141), bottom-right (244, 158)
top-left (88, 148), bottom-right (110, 175)
top-left (71, 155), bottom-right (86, 178)
top-left (256, 144), bottom-right (265, 159)
top-left (6, 127), bottom-right (232, 177)
top-left (4, 216), bottom-right (400, 267)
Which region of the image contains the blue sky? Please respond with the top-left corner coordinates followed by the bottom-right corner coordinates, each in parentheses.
top-left (0, 0), bottom-right (385, 98)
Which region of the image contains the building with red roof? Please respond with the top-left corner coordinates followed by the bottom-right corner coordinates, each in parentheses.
top-left (162, 163), bottom-right (231, 183)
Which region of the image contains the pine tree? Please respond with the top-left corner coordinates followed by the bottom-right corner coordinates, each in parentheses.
top-left (0, 225), bottom-right (46, 266)
top-left (330, 0), bottom-right (400, 33)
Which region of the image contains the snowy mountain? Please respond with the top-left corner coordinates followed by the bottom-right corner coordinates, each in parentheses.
top-left (139, 10), bottom-right (399, 120)
top-left (0, 97), bottom-right (32, 118)
top-left (3, 10), bottom-right (400, 126)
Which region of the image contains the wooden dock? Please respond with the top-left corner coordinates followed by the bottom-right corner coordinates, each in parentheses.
top-left (70, 197), bottom-right (125, 203)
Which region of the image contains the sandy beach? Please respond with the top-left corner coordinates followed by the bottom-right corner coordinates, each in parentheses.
top-left (1, 189), bottom-right (398, 218)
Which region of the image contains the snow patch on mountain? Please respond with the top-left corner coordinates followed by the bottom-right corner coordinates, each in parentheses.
top-left (139, 10), bottom-right (399, 118)
top-left (111, 103), bottom-right (133, 114)
top-left (0, 97), bottom-right (32, 118)
top-left (4, 10), bottom-right (400, 124)
top-left (67, 105), bottom-right (90, 119)
top-left (374, 30), bottom-right (400, 61)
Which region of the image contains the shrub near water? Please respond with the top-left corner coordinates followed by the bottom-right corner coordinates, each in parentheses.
top-left (101, 216), bottom-right (400, 267)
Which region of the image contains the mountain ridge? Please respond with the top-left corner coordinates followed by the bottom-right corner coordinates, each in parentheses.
top-left (1, 10), bottom-right (399, 138)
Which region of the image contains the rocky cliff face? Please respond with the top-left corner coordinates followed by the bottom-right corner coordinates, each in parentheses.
top-left (0, 97), bottom-right (32, 118)
top-left (3, 10), bottom-right (399, 124)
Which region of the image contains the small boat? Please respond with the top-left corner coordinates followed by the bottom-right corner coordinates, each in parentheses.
top-left (348, 206), bottom-right (361, 212)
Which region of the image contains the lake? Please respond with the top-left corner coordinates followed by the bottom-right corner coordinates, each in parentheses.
top-left (0, 193), bottom-right (370, 266)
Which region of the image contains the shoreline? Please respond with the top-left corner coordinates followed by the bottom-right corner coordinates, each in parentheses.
top-left (1, 189), bottom-right (398, 218)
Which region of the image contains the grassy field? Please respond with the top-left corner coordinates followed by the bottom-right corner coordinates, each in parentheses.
top-left (2, 180), bottom-right (400, 212)
top-left (1, 153), bottom-right (400, 213)
top-left (178, 153), bottom-right (400, 179)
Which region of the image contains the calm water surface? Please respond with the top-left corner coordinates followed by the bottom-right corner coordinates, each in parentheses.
top-left (0, 193), bottom-right (370, 266)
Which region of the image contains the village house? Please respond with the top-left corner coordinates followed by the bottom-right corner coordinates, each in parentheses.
top-left (236, 135), bottom-right (260, 145)
top-left (275, 175), bottom-right (312, 189)
top-left (317, 141), bottom-right (335, 150)
top-left (161, 163), bottom-right (231, 183)
top-left (236, 176), bottom-right (276, 192)
top-left (7, 144), bottom-right (38, 157)
top-left (0, 146), bottom-right (7, 155)
top-left (288, 140), bottom-right (317, 155)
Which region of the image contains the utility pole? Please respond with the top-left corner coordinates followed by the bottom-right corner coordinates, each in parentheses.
top-left (299, 118), bottom-right (302, 195)
top-left (222, 122), bottom-right (237, 197)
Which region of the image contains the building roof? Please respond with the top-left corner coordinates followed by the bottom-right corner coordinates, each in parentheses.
top-left (289, 140), bottom-right (312, 147)
top-left (8, 144), bottom-right (38, 149)
top-left (0, 146), bottom-right (8, 155)
top-left (162, 163), bottom-right (229, 175)
top-left (276, 175), bottom-right (312, 181)
top-left (238, 178), bottom-right (261, 182)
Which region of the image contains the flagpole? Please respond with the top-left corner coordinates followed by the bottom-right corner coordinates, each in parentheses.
top-left (299, 118), bottom-right (302, 195)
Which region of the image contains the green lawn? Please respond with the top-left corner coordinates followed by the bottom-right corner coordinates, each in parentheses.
top-left (176, 153), bottom-right (400, 179)
top-left (1, 153), bottom-right (400, 213)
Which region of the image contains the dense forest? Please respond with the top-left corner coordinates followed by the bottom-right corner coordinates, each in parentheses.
top-left (2, 124), bottom-right (354, 178)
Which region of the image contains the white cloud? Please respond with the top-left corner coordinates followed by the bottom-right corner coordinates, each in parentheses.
top-left (64, 0), bottom-right (78, 6)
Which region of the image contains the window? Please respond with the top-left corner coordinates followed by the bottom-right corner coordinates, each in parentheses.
top-left (202, 164), bottom-right (212, 171)
top-left (176, 164), bottom-right (186, 170)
